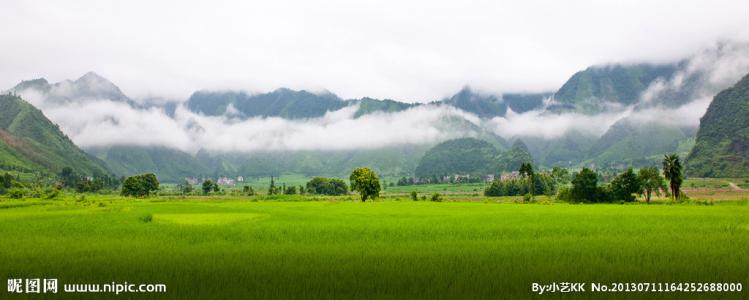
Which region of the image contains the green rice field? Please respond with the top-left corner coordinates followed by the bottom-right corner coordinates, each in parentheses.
top-left (1, 195), bottom-right (747, 299)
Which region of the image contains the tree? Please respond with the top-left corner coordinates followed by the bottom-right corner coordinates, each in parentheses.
top-left (571, 168), bottom-right (599, 203)
top-left (178, 180), bottom-right (193, 195)
top-left (284, 185), bottom-right (297, 195)
top-left (518, 162), bottom-right (535, 200)
top-left (306, 177), bottom-right (348, 195)
top-left (202, 179), bottom-right (218, 195)
top-left (551, 166), bottom-right (570, 184)
top-left (349, 167), bottom-right (381, 202)
top-left (268, 176), bottom-right (277, 195)
top-left (243, 185), bottom-right (255, 196)
top-left (121, 173), bottom-right (160, 197)
top-left (59, 167), bottom-right (77, 188)
top-left (663, 154), bottom-right (684, 201)
top-left (610, 168), bottom-right (641, 202)
top-left (638, 167), bottom-right (667, 204)
top-left (0, 172), bottom-right (13, 194)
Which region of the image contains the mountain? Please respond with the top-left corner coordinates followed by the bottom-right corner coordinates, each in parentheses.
top-left (12, 72), bottom-right (132, 104)
top-left (415, 138), bottom-right (500, 178)
top-left (352, 97), bottom-right (418, 118)
top-left (586, 119), bottom-right (692, 167)
top-left (551, 63), bottom-right (679, 113)
top-left (0, 94), bottom-right (111, 176)
top-left (523, 134), bottom-right (598, 167)
top-left (87, 146), bottom-right (212, 182)
top-left (686, 73), bottom-right (749, 177)
top-left (186, 88), bottom-right (348, 119)
top-left (496, 140), bottom-right (535, 172)
top-left (435, 87), bottom-right (551, 118)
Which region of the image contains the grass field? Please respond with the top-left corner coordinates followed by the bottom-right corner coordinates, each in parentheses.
top-left (1, 194), bottom-right (748, 299)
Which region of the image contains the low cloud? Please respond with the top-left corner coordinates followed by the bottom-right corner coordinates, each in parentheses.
top-left (488, 42), bottom-right (749, 140)
top-left (21, 90), bottom-right (482, 153)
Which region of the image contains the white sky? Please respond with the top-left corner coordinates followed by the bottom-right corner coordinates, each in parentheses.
top-left (2, 0), bottom-right (748, 102)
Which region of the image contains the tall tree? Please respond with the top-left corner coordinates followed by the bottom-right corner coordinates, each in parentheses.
top-left (638, 167), bottom-right (667, 204)
top-left (518, 162), bottom-right (535, 200)
top-left (571, 168), bottom-right (599, 203)
top-left (610, 168), bottom-right (641, 202)
top-left (662, 154), bottom-right (684, 201)
top-left (268, 176), bottom-right (276, 195)
top-left (349, 167), bottom-right (381, 202)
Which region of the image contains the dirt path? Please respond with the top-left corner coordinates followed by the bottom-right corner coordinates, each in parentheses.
top-left (727, 181), bottom-right (742, 190)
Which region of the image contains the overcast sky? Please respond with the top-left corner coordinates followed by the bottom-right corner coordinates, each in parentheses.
top-left (2, 0), bottom-right (748, 102)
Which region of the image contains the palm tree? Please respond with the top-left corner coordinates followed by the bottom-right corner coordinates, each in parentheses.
top-left (518, 162), bottom-right (534, 200)
top-left (662, 154), bottom-right (683, 202)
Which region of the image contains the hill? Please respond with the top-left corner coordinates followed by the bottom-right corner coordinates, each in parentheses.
top-left (0, 94), bottom-right (111, 176)
top-left (415, 138), bottom-right (499, 178)
top-left (496, 140), bottom-right (535, 172)
top-left (686, 73), bottom-right (749, 177)
top-left (587, 119), bottom-right (692, 167)
top-left (552, 63), bottom-right (678, 113)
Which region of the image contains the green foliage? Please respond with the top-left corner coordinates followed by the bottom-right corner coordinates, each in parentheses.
top-left (242, 185), bottom-right (255, 196)
top-left (8, 187), bottom-right (24, 199)
top-left (484, 173), bottom-right (556, 197)
top-left (638, 167), bottom-right (667, 203)
top-left (349, 167), bottom-right (380, 202)
top-left (551, 166), bottom-right (570, 184)
top-left (202, 180), bottom-right (219, 195)
top-left (663, 154), bottom-right (684, 201)
top-left (306, 177), bottom-right (348, 196)
top-left (121, 173), bottom-right (160, 197)
top-left (178, 180), bottom-right (194, 195)
top-left (568, 168), bottom-right (611, 203)
top-left (139, 213), bottom-right (153, 223)
top-left (686, 73), bottom-right (749, 177)
top-left (415, 138), bottom-right (499, 179)
top-left (609, 168), bottom-right (641, 202)
top-left (430, 193), bottom-right (442, 202)
top-left (284, 185), bottom-right (297, 195)
top-left (410, 191), bottom-right (418, 201)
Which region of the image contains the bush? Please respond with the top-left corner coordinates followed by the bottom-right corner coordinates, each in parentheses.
top-left (8, 187), bottom-right (24, 199)
top-left (139, 214), bottom-right (153, 223)
top-left (410, 191), bottom-right (418, 201)
top-left (430, 193), bottom-right (442, 202)
top-left (556, 186), bottom-right (572, 202)
top-left (43, 187), bottom-right (60, 199)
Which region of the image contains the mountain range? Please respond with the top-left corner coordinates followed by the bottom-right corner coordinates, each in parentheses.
top-left (4, 44), bottom-right (748, 181)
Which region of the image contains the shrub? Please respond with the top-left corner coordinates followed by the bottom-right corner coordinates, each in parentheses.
top-left (43, 187), bottom-right (60, 199)
top-left (139, 214), bottom-right (153, 223)
top-left (8, 187), bottom-right (24, 199)
top-left (410, 191), bottom-right (418, 201)
top-left (556, 186), bottom-right (572, 202)
top-left (430, 193), bottom-right (442, 202)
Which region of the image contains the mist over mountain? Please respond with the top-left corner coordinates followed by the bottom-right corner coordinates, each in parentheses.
top-left (6, 42), bottom-right (749, 180)
top-left (0, 94), bottom-right (111, 176)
